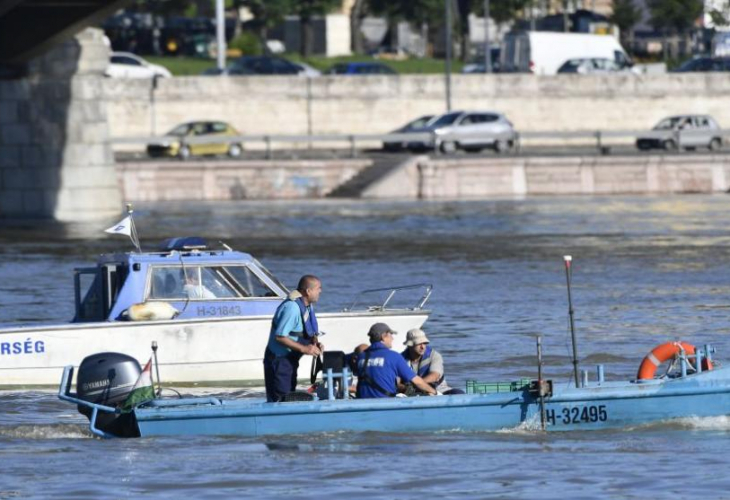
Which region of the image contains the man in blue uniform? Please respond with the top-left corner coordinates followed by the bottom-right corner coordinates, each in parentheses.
top-left (356, 323), bottom-right (436, 398)
top-left (263, 275), bottom-right (323, 402)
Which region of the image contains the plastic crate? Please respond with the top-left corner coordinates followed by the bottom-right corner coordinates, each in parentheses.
top-left (465, 378), bottom-right (532, 395)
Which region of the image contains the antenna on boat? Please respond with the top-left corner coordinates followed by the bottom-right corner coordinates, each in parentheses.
top-left (536, 336), bottom-right (547, 431)
top-left (126, 204), bottom-right (142, 253)
top-left (151, 340), bottom-right (162, 397)
top-left (564, 255), bottom-right (580, 388)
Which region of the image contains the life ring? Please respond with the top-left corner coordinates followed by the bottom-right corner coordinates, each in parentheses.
top-left (637, 341), bottom-right (713, 380)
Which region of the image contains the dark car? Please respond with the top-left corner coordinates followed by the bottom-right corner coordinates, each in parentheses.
top-left (229, 56), bottom-right (302, 75)
top-left (326, 62), bottom-right (397, 75)
top-left (383, 115), bottom-right (436, 152)
top-left (672, 57), bottom-right (730, 72)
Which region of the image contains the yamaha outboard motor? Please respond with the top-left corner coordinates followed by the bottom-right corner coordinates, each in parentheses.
top-left (76, 352), bottom-right (143, 437)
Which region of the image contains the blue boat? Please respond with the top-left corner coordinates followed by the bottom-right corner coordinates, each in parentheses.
top-left (58, 341), bottom-right (730, 438)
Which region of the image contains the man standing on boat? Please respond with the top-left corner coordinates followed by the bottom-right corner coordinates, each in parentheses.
top-left (263, 275), bottom-right (323, 402)
top-left (356, 323), bottom-right (436, 398)
top-left (399, 328), bottom-right (464, 395)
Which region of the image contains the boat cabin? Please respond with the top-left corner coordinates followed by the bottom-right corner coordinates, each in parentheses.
top-left (73, 238), bottom-right (289, 322)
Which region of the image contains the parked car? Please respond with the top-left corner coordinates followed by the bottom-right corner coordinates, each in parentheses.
top-left (462, 48), bottom-right (502, 73)
top-left (200, 66), bottom-right (255, 76)
top-left (326, 62), bottom-right (397, 75)
top-left (146, 121), bottom-right (242, 160)
top-left (228, 56), bottom-right (303, 75)
top-left (557, 57), bottom-right (628, 74)
top-left (105, 52), bottom-right (172, 78)
top-left (671, 57), bottom-right (730, 72)
top-left (412, 111), bottom-right (517, 153)
top-left (636, 115), bottom-right (722, 151)
top-left (382, 115), bottom-right (436, 152)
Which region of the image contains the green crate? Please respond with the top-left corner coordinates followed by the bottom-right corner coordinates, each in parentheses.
top-left (465, 378), bottom-right (532, 395)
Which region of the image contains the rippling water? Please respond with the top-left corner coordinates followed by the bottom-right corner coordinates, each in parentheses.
top-left (3, 195), bottom-right (730, 498)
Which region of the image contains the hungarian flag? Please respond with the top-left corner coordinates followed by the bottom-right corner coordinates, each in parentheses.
top-left (121, 358), bottom-right (155, 412)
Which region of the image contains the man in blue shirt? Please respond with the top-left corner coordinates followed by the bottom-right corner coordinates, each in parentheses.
top-left (356, 323), bottom-right (436, 398)
top-left (263, 275), bottom-right (323, 402)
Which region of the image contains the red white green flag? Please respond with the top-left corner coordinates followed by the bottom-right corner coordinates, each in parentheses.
top-left (121, 358), bottom-right (155, 412)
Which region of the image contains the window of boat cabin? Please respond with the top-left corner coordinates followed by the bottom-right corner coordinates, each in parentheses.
top-left (147, 265), bottom-right (279, 300)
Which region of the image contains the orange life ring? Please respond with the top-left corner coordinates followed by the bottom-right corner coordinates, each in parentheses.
top-left (637, 341), bottom-right (713, 380)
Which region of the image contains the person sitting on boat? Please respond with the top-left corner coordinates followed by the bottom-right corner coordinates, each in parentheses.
top-left (356, 323), bottom-right (436, 398)
top-left (182, 272), bottom-right (216, 299)
top-left (399, 328), bottom-right (464, 396)
top-left (345, 343), bottom-right (369, 394)
top-left (263, 275), bottom-right (324, 402)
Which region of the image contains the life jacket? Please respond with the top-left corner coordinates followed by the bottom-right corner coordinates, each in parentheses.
top-left (402, 345), bottom-right (444, 387)
top-left (292, 296), bottom-right (318, 340)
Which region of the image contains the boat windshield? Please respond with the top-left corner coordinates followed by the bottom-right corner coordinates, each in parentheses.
top-left (147, 264), bottom-right (281, 300)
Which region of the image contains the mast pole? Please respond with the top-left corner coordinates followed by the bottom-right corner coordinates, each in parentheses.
top-left (564, 255), bottom-right (580, 388)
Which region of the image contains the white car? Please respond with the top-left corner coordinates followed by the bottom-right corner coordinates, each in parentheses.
top-left (105, 52), bottom-right (172, 79)
top-left (415, 111), bottom-right (517, 154)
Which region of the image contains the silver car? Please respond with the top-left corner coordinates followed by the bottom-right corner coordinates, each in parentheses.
top-left (418, 111), bottom-right (517, 153)
top-left (636, 115), bottom-right (723, 151)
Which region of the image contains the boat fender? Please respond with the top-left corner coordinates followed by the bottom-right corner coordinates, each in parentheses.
top-left (125, 302), bottom-right (179, 321)
top-left (637, 341), bottom-right (713, 380)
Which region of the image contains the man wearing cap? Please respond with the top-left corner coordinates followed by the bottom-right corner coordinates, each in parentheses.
top-left (356, 322), bottom-right (437, 398)
top-left (400, 328), bottom-right (462, 395)
top-left (263, 275), bottom-right (324, 402)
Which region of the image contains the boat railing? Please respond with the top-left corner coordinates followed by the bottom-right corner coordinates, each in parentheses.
top-left (343, 283), bottom-right (433, 312)
top-left (58, 366), bottom-right (120, 439)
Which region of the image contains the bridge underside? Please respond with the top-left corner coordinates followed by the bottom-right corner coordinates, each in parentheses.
top-left (0, 0), bottom-right (129, 73)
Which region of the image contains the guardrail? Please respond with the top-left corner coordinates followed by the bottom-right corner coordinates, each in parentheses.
top-left (112, 128), bottom-right (730, 159)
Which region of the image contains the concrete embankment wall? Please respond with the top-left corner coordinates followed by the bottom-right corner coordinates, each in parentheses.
top-left (118, 159), bottom-right (371, 201)
top-left (363, 155), bottom-right (730, 199)
top-left (105, 73), bottom-right (730, 140)
top-left (117, 154), bottom-right (730, 201)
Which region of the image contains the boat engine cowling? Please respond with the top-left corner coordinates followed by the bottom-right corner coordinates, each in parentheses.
top-left (76, 352), bottom-right (142, 437)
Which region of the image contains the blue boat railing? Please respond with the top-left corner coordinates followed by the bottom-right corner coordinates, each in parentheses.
top-left (344, 283), bottom-right (433, 312)
top-left (58, 366), bottom-right (120, 439)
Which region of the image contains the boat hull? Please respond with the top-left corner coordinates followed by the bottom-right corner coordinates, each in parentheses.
top-left (0, 311), bottom-right (427, 387)
top-left (134, 368), bottom-right (730, 437)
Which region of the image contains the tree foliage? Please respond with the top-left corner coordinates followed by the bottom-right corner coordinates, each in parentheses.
top-left (610, 0), bottom-right (642, 34)
top-left (367, 0), bottom-right (444, 28)
top-left (647, 0), bottom-right (703, 33)
top-left (473, 0), bottom-right (531, 24)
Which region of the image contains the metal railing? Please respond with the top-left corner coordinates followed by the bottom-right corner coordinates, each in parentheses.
top-left (113, 128), bottom-right (730, 159)
top-left (343, 283), bottom-right (433, 312)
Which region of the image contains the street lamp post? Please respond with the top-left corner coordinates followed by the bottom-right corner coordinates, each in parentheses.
top-left (215, 0), bottom-right (226, 70)
top-left (445, 0), bottom-right (452, 112)
top-left (484, 0), bottom-right (491, 73)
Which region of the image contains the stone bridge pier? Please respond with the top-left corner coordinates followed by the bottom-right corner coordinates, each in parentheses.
top-left (0, 28), bottom-right (120, 221)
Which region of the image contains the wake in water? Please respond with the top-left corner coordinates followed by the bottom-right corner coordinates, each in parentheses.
top-left (0, 423), bottom-right (90, 439)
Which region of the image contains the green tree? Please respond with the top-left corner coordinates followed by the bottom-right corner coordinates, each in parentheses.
top-left (610, 0), bottom-right (641, 51)
top-left (648, 0), bottom-right (703, 58)
top-left (240, 0), bottom-right (291, 43)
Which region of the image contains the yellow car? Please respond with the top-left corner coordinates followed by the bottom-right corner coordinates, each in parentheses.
top-left (146, 121), bottom-right (243, 160)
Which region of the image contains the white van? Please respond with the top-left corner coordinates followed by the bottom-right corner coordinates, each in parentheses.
top-left (501, 31), bottom-right (633, 75)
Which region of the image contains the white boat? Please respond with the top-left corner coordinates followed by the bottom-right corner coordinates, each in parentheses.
top-left (0, 237), bottom-right (430, 387)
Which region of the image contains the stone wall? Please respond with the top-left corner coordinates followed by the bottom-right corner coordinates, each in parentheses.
top-left (104, 73), bottom-right (730, 142)
top-left (362, 154), bottom-right (730, 199)
top-left (0, 28), bottom-right (120, 220)
top-left (117, 158), bottom-right (371, 201)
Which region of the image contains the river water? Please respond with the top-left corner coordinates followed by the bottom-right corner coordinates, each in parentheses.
top-left (2, 195), bottom-right (730, 499)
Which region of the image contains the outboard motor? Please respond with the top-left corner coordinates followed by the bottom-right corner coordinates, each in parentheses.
top-left (76, 352), bottom-right (143, 437)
